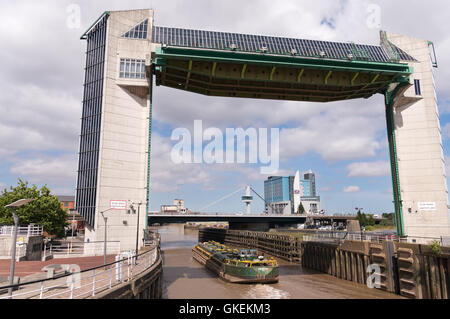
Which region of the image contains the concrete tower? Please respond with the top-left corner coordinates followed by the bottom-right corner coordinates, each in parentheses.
top-left (76, 9), bottom-right (155, 251)
top-left (242, 186), bottom-right (253, 214)
top-left (383, 31), bottom-right (450, 239)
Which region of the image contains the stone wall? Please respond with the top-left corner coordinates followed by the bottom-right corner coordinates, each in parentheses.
top-left (92, 251), bottom-right (163, 299)
top-left (199, 228), bottom-right (450, 299)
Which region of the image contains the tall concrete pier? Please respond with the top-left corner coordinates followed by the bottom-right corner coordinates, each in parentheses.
top-left (384, 32), bottom-right (450, 238)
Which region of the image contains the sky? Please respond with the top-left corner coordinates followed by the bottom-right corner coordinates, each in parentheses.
top-left (1, 0), bottom-right (450, 215)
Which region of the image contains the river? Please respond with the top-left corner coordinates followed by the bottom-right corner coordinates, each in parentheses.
top-left (151, 224), bottom-right (402, 299)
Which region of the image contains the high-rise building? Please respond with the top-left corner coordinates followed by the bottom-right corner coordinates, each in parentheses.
top-left (264, 170), bottom-right (321, 215)
top-left (264, 176), bottom-right (292, 215)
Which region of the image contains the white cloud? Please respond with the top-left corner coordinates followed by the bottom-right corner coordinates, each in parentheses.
top-left (343, 186), bottom-right (361, 193)
top-left (0, 0), bottom-right (450, 210)
top-left (347, 161), bottom-right (391, 177)
top-left (279, 97), bottom-right (385, 162)
top-left (442, 123), bottom-right (450, 140)
top-left (10, 155), bottom-right (78, 184)
top-left (0, 84), bottom-right (80, 158)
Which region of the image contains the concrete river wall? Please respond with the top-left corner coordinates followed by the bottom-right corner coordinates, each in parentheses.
top-left (93, 247), bottom-right (163, 299)
top-left (199, 228), bottom-right (450, 299)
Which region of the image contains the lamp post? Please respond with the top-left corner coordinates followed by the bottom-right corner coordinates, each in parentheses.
top-left (100, 208), bottom-right (115, 269)
top-left (5, 199), bottom-right (34, 298)
top-left (129, 201), bottom-right (145, 257)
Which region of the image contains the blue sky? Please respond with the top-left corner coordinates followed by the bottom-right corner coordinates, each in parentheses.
top-left (1, 0), bottom-right (450, 215)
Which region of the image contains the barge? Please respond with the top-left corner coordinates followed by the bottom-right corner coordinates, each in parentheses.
top-left (192, 241), bottom-right (279, 284)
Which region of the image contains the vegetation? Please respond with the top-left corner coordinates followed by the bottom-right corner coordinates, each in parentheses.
top-left (356, 210), bottom-right (375, 227)
top-left (298, 203), bottom-right (305, 215)
top-left (380, 213), bottom-right (396, 226)
top-left (430, 241), bottom-right (441, 255)
top-left (0, 179), bottom-right (68, 238)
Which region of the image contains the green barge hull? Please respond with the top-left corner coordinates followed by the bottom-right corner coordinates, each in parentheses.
top-left (192, 241), bottom-right (279, 284)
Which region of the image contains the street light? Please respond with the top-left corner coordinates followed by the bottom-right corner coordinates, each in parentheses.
top-left (100, 208), bottom-right (115, 269)
top-left (129, 201), bottom-right (146, 256)
top-left (5, 199), bottom-right (34, 298)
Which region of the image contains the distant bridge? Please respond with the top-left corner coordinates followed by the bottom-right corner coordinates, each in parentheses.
top-left (148, 213), bottom-right (307, 231)
top-left (148, 213), bottom-right (385, 231)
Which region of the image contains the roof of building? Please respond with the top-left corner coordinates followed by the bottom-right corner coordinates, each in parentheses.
top-left (57, 195), bottom-right (75, 202)
top-left (152, 26), bottom-right (417, 63)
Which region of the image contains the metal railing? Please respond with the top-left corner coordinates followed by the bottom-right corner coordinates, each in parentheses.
top-left (46, 241), bottom-right (121, 257)
top-left (300, 231), bottom-right (398, 244)
top-left (0, 225), bottom-right (43, 237)
top-left (143, 230), bottom-right (161, 247)
top-left (297, 230), bottom-right (450, 246)
top-left (0, 246), bottom-right (159, 299)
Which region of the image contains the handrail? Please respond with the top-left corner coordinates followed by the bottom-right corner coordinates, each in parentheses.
top-left (0, 246), bottom-right (158, 292)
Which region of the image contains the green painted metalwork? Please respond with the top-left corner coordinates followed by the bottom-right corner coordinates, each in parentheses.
top-left (155, 46), bottom-right (413, 75)
top-left (350, 43), bottom-right (371, 61)
top-left (385, 83), bottom-right (409, 237)
top-left (152, 44), bottom-right (413, 229)
top-left (80, 11), bottom-right (110, 40)
top-left (380, 31), bottom-right (401, 62)
top-left (154, 46), bottom-right (412, 102)
top-left (145, 69), bottom-right (154, 235)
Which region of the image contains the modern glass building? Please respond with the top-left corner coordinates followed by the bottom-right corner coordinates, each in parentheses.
top-left (264, 171), bottom-right (321, 215)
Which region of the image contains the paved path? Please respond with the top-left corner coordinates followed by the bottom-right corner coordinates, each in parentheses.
top-left (0, 256), bottom-right (116, 280)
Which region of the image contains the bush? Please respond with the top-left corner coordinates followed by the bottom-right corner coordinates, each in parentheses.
top-left (430, 241), bottom-right (441, 255)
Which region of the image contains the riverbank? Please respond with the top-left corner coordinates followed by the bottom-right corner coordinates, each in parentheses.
top-left (158, 224), bottom-right (402, 299)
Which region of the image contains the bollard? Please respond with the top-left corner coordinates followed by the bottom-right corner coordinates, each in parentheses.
top-left (109, 265), bottom-right (113, 288)
top-left (92, 269), bottom-right (96, 296)
top-left (70, 276), bottom-right (74, 299)
top-left (39, 281), bottom-right (44, 299)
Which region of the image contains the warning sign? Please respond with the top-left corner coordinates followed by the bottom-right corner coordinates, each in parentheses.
top-left (110, 200), bottom-right (127, 210)
top-left (418, 202), bottom-right (437, 211)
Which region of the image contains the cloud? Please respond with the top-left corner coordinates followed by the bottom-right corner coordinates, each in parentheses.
top-left (442, 123), bottom-right (450, 139)
top-left (279, 97), bottom-right (385, 162)
top-left (446, 157), bottom-right (450, 176)
top-left (1, 0), bottom-right (450, 212)
top-left (0, 84), bottom-right (80, 158)
top-left (347, 161), bottom-right (391, 177)
top-left (10, 155), bottom-right (78, 184)
top-left (150, 133), bottom-right (215, 192)
top-left (343, 186), bottom-right (361, 193)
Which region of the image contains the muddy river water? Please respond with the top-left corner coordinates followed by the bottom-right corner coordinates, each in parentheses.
top-left (153, 224), bottom-right (402, 299)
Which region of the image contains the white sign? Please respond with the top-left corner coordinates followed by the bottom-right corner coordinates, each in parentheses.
top-left (110, 200), bottom-right (127, 210)
top-left (418, 202), bottom-right (437, 211)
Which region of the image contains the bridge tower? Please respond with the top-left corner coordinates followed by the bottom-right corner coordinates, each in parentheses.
top-left (242, 186), bottom-right (253, 215)
top-left (383, 32), bottom-right (450, 239)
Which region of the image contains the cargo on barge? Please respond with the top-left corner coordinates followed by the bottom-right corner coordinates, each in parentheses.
top-left (192, 241), bottom-right (279, 284)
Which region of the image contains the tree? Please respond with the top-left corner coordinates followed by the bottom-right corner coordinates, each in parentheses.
top-left (298, 203), bottom-right (305, 215)
top-left (367, 215), bottom-right (375, 227)
top-left (381, 213), bottom-right (395, 226)
top-left (0, 179), bottom-right (68, 238)
top-left (356, 210), bottom-right (370, 227)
